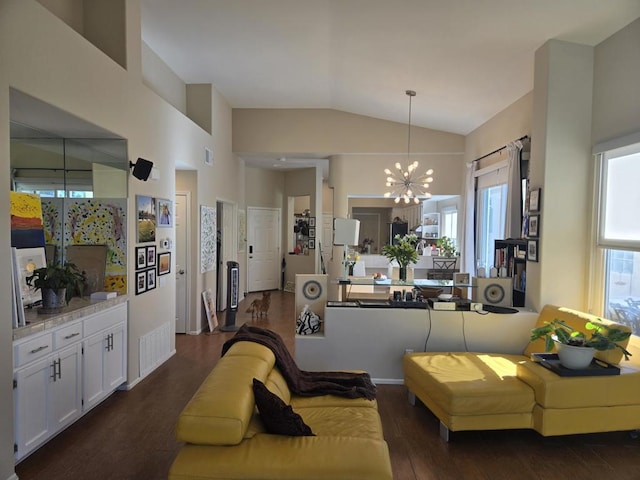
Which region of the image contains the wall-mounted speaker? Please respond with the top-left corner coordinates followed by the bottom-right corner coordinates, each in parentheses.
top-left (129, 158), bottom-right (154, 181)
top-left (471, 277), bottom-right (513, 307)
top-left (333, 218), bottom-right (360, 246)
top-left (295, 274), bottom-right (327, 325)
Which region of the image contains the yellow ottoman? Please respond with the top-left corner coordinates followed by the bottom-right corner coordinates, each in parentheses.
top-left (403, 352), bottom-right (535, 439)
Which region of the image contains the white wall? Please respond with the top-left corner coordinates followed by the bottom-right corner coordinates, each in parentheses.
top-left (142, 41), bottom-right (186, 114)
top-left (530, 40), bottom-right (594, 312)
top-left (0, 3), bottom-right (238, 477)
top-left (592, 18), bottom-right (640, 146)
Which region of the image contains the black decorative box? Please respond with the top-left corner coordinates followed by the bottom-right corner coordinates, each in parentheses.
top-left (531, 353), bottom-right (620, 376)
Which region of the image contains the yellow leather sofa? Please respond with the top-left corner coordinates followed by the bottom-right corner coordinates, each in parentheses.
top-left (403, 305), bottom-right (640, 440)
top-left (168, 341), bottom-right (393, 480)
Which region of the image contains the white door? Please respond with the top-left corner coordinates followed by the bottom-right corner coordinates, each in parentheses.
top-left (175, 192), bottom-right (189, 334)
top-left (247, 207), bottom-right (281, 292)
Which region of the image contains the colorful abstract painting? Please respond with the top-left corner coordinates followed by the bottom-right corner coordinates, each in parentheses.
top-left (61, 199), bottom-right (128, 294)
top-left (10, 192), bottom-right (46, 248)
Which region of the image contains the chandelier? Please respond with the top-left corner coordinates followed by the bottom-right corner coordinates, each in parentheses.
top-left (384, 90), bottom-right (434, 204)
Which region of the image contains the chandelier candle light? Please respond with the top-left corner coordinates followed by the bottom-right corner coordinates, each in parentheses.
top-left (384, 90), bottom-right (434, 204)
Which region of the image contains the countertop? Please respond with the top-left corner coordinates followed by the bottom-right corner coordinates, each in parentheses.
top-left (13, 295), bottom-right (128, 341)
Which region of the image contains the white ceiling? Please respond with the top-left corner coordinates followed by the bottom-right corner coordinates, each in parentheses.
top-left (140, 0), bottom-right (640, 137)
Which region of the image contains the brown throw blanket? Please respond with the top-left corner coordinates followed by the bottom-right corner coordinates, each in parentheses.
top-left (222, 324), bottom-right (376, 400)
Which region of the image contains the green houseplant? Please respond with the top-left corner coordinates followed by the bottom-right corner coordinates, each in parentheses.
top-left (530, 318), bottom-right (632, 369)
top-left (26, 262), bottom-right (87, 308)
top-left (381, 233), bottom-right (419, 282)
top-left (436, 236), bottom-right (458, 258)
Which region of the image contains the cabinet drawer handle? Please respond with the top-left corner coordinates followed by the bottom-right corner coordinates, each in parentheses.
top-left (63, 332), bottom-right (80, 340)
top-left (29, 345), bottom-right (49, 354)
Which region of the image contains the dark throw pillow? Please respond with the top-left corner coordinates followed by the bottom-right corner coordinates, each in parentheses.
top-left (252, 378), bottom-right (314, 436)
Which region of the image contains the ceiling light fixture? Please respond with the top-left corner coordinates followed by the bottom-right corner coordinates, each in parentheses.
top-left (383, 90), bottom-right (434, 204)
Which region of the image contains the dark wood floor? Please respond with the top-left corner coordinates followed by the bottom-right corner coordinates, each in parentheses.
top-left (15, 291), bottom-right (640, 480)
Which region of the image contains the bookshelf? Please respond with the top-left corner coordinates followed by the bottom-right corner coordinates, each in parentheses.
top-left (494, 239), bottom-right (527, 307)
top-left (421, 213), bottom-right (440, 240)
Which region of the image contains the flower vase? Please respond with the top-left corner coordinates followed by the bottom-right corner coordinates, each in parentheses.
top-left (348, 264), bottom-right (354, 276)
top-left (399, 266), bottom-right (407, 282)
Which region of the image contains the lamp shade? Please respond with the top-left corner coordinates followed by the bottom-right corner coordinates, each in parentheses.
top-left (333, 218), bottom-right (360, 246)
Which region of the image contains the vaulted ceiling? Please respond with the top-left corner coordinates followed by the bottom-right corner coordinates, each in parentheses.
top-left (140, 0), bottom-right (640, 136)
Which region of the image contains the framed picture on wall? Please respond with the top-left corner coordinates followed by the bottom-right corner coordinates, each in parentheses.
top-left (309, 228), bottom-right (316, 238)
top-left (527, 239), bottom-right (539, 262)
top-left (136, 246), bottom-right (147, 270)
top-left (146, 268), bottom-right (157, 291)
top-left (308, 238), bottom-right (316, 250)
top-left (157, 252), bottom-right (171, 276)
top-left (136, 195), bottom-right (156, 243)
top-left (156, 198), bottom-right (173, 227)
top-left (529, 188), bottom-right (541, 212)
top-left (146, 245), bottom-right (157, 267)
top-left (309, 217), bottom-right (316, 227)
top-left (528, 215), bottom-right (539, 238)
top-left (135, 270), bottom-right (147, 295)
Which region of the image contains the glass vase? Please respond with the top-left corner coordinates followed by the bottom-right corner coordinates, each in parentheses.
top-left (399, 265), bottom-right (407, 282)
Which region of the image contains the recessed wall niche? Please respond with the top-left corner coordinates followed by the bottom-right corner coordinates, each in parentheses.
top-left (10, 93), bottom-right (129, 294)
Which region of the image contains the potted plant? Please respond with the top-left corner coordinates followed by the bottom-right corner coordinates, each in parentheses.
top-left (436, 236), bottom-right (458, 258)
top-left (530, 318), bottom-right (632, 369)
top-left (26, 262), bottom-right (87, 309)
top-left (381, 233), bottom-right (419, 282)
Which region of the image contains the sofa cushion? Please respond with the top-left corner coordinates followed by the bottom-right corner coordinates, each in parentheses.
top-left (253, 379), bottom-right (314, 436)
top-left (295, 405), bottom-right (385, 440)
top-left (176, 342), bottom-right (274, 446)
top-left (168, 435), bottom-right (393, 480)
top-left (517, 359), bottom-right (640, 408)
top-left (265, 367), bottom-right (291, 404)
top-left (291, 394), bottom-right (377, 409)
top-left (524, 305), bottom-right (632, 365)
top-left (403, 352), bottom-right (535, 416)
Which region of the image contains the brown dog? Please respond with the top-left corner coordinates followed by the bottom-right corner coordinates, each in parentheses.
top-left (245, 291), bottom-right (271, 318)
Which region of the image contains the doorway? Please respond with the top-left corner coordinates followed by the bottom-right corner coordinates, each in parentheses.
top-left (216, 200), bottom-right (236, 311)
top-left (247, 207), bottom-right (281, 292)
top-left (175, 192), bottom-right (190, 334)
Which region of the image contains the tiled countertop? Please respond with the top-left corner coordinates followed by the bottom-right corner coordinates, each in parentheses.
top-left (13, 295), bottom-right (128, 341)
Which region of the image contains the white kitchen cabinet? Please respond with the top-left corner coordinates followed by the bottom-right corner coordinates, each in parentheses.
top-left (14, 342), bottom-right (82, 461)
top-left (13, 300), bottom-right (127, 462)
top-left (83, 321), bottom-right (126, 411)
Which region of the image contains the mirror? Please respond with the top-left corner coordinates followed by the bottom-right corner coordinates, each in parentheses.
top-left (348, 195), bottom-right (460, 255)
top-left (10, 121), bottom-right (129, 296)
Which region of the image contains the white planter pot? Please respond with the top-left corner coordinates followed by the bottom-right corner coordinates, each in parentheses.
top-left (555, 342), bottom-right (595, 369)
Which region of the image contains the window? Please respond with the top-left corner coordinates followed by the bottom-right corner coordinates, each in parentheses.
top-left (475, 165), bottom-right (509, 273)
top-left (476, 184), bottom-right (507, 272)
top-left (441, 207), bottom-right (458, 246)
top-left (15, 182), bottom-right (93, 198)
top-left (597, 142), bottom-right (640, 334)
